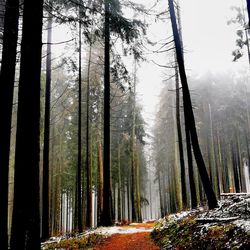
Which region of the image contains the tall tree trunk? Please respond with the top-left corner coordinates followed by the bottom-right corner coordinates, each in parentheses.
top-left (101, 0), bottom-right (112, 226)
top-left (136, 146), bottom-right (142, 222)
top-left (117, 144), bottom-right (121, 221)
top-left (97, 143), bottom-right (103, 226)
top-left (42, 2), bottom-right (52, 240)
top-left (0, 0), bottom-right (19, 248)
top-left (127, 176), bottom-right (130, 221)
top-left (175, 0), bottom-right (187, 209)
top-left (86, 41), bottom-right (93, 228)
top-left (0, 0), bottom-right (6, 31)
top-left (175, 65), bottom-right (187, 209)
top-left (168, 0), bottom-right (218, 209)
top-left (246, 0), bottom-right (250, 27)
top-left (130, 96), bottom-right (136, 221)
top-left (75, 10), bottom-right (83, 232)
top-left (208, 104), bottom-right (220, 196)
top-left (231, 143), bottom-right (240, 193)
top-left (157, 171), bottom-right (164, 218)
top-left (10, 0), bottom-right (43, 248)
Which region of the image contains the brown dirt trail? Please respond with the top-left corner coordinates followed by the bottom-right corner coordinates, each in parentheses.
top-left (94, 223), bottom-right (159, 250)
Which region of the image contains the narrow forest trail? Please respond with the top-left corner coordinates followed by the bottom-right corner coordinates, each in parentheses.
top-left (94, 222), bottom-right (159, 250)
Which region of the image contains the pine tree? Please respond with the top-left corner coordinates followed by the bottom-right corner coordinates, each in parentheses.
top-left (0, 0), bottom-right (19, 248)
top-left (168, 0), bottom-right (218, 209)
top-left (42, 0), bottom-right (53, 240)
top-left (10, 0), bottom-right (44, 248)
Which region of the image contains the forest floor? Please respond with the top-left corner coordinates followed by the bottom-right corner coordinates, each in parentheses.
top-left (94, 222), bottom-right (159, 250)
top-left (42, 221), bottom-right (159, 250)
top-left (42, 194), bottom-right (250, 249)
top-left (152, 193), bottom-right (250, 249)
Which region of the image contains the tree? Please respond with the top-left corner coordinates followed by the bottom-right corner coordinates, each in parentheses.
top-left (175, 1), bottom-right (187, 210)
top-left (86, 40), bottom-right (93, 228)
top-left (101, 0), bottom-right (112, 226)
top-left (0, 0), bottom-right (5, 33)
top-left (246, 0), bottom-right (250, 27)
top-left (168, 0), bottom-right (218, 209)
top-left (175, 65), bottom-right (187, 209)
top-left (42, 0), bottom-right (53, 240)
top-left (10, 0), bottom-right (44, 248)
top-left (0, 0), bottom-right (19, 248)
top-left (75, 5), bottom-right (83, 232)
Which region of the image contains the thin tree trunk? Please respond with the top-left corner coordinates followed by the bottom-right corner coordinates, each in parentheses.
top-left (101, 0), bottom-right (112, 226)
top-left (136, 146), bottom-right (142, 222)
top-left (130, 60), bottom-right (137, 221)
top-left (117, 144), bottom-right (121, 221)
top-left (0, 0), bottom-right (19, 248)
top-left (168, 0), bottom-right (218, 209)
top-left (175, 0), bottom-right (187, 209)
top-left (127, 176), bottom-right (130, 221)
top-left (86, 40), bottom-right (93, 228)
top-left (175, 65), bottom-right (187, 209)
top-left (246, 0), bottom-right (250, 27)
top-left (208, 103), bottom-right (219, 196)
top-left (97, 143), bottom-right (103, 226)
top-left (75, 9), bottom-right (83, 232)
top-left (158, 172), bottom-right (164, 218)
top-left (42, 3), bottom-right (53, 240)
top-left (10, 0), bottom-right (43, 248)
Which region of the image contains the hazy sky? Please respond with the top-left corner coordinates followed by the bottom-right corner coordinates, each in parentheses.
top-left (49, 0), bottom-right (249, 133)
top-left (135, 0), bottom-right (249, 131)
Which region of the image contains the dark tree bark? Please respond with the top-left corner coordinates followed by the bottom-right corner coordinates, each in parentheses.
top-left (246, 0), bottom-right (250, 27)
top-left (186, 128), bottom-right (198, 208)
top-left (86, 42), bottom-right (92, 228)
top-left (74, 10), bottom-right (83, 232)
top-left (175, 0), bottom-right (187, 209)
top-left (97, 143), bottom-right (103, 226)
top-left (0, 0), bottom-right (6, 32)
top-left (231, 143), bottom-right (241, 193)
top-left (101, 0), bottom-right (112, 226)
top-left (130, 90), bottom-right (136, 221)
top-left (117, 144), bottom-right (121, 221)
top-left (10, 0), bottom-right (44, 249)
top-left (175, 66), bottom-right (187, 209)
top-left (42, 2), bottom-right (52, 240)
top-left (168, 0), bottom-right (218, 209)
top-left (0, 0), bottom-right (19, 248)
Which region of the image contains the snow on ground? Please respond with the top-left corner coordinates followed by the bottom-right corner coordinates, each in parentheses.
top-left (41, 223), bottom-right (154, 248)
top-left (91, 225), bottom-right (153, 235)
top-left (152, 194), bottom-right (250, 249)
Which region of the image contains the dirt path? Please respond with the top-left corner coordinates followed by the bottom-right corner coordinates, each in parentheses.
top-left (94, 223), bottom-right (159, 250)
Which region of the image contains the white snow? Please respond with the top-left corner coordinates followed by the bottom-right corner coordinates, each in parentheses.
top-left (233, 219), bottom-right (250, 232)
top-left (91, 226), bottom-right (153, 236)
top-left (41, 224), bottom-right (154, 249)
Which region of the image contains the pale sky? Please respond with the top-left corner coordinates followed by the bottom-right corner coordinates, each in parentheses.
top-left (48, 0), bottom-right (249, 134)
top-left (135, 0), bottom-right (249, 132)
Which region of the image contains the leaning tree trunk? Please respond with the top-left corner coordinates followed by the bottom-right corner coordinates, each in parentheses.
top-left (10, 0), bottom-right (44, 249)
top-left (0, 0), bottom-right (19, 248)
top-left (175, 0), bottom-right (187, 210)
top-left (168, 0), bottom-right (218, 209)
top-left (42, 2), bottom-right (53, 240)
top-left (101, 0), bottom-right (112, 226)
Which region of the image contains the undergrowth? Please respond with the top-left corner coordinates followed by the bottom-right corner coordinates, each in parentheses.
top-left (42, 233), bottom-right (104, 250)
top-left (151, 214), bottom-right (250, 249)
